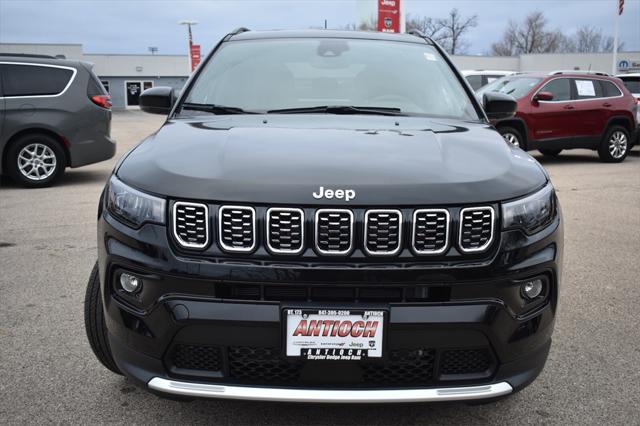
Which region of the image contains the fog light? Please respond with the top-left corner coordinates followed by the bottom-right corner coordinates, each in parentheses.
top-left (120, 273), bottom-right (141, 293)
top-left (521, 278), bottom-right (543, 300)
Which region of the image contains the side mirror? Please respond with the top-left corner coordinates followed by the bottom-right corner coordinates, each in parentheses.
top-left (482, 92), bottom-right (517, 121)
top-left (140, 86), bottom-right (176, 115)
top-left (534, 91), bottom-right (554, 102)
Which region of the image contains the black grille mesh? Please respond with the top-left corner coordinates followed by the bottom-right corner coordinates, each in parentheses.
top-left (267, 209), bottom-right (304, 253)
top-left (362, 348), bottom-right (435, 384)
top-left (460, 208), bottom-right (494, 252)
top-left (229, 347), bottom-right (301, 383)
top-left (220, 207), bottom-right (255, 251)
top-left (440, 349), bottom-right (492, 375)
top-left (174, 203), bottom-right (208, 248)
top-left (365, 210), bottom-right (402, 255)
top-left (316, 210), bottom-right (353, 254)
top-left (413, 210), bottom-right (448, 253)
top-left (172, 344), bottom-right (221, 371)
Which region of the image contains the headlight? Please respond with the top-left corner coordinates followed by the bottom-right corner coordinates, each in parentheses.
top-left (107, 175), bottom-right (166, 227)
top-left (502, 183), bottom-right (556, 234)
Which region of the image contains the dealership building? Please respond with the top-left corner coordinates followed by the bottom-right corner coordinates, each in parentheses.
top-left (1, 42), bottom-right (639, 109)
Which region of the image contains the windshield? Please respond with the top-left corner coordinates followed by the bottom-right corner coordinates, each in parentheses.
top-left (619, 76), bottom-right (640, 94)
top-left (182, 38), bottom-right (479, 120)
top-left (477, 76), bottom-right (542, 99)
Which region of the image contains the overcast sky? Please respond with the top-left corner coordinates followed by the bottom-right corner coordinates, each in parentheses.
top-left (1, 0), bottom-right (638, 56)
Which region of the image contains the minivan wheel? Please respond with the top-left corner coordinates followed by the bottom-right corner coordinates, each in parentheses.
top-left (598, 126), bottom-right (629, 163)
top-left (498, 127), bottom-right (526, 150)
top-left (84, 261), bottom-right (122, 375)
top-left (6, 134), bottom-right (65, 187)
top-left (539, 149), bottom-right (562, 157)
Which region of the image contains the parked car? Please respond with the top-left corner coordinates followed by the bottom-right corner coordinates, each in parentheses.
top-left (84, 29), bottom-right (563, 404)
top-left (477, 71), bottom-right (638, 162)
top-left (462, 70), bottom-right (515, 91)
top-left (0, 54), bottom-right (115, 187)
top-left (616, 73), bottom-right (640, 143)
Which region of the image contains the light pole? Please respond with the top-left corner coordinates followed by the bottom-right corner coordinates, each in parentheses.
top-left (179, 20), bottom-right (198, 72)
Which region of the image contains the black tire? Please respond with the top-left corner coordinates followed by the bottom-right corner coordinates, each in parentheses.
top-left (84, 261), bottom-right (122, 375)
top-left (538, 148), bottom-right (562, 157)
top-left (5, 133), bottom-right (66, 188)
top-left (498, 126), bottom-right (526, 150)
top-left (598, 125), bottom-right (630, 163)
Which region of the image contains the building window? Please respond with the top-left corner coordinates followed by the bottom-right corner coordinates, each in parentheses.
top-left (101, 80), bottom-right (110, 94)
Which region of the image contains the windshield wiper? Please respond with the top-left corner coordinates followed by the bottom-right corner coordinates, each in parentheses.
top-left (181, 102), bottom-right (256, 115)
top-left (267, 105), bottom-right (404, 116)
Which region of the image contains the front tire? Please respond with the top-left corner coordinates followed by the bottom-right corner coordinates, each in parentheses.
top-left (84, 261), bottom-right (122, 375)
top-left (6, 133), bottom-right (66, 188)
top-left (498, 126), bottom-right (526, 150)
top-left (598, 126), bottom-right (629, 163)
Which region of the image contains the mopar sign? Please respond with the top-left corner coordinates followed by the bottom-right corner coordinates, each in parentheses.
top-left (618, 59), bottom-right (640, 72)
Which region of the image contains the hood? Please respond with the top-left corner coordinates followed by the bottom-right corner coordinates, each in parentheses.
top-left (117, 115), bottom-right (546, 205)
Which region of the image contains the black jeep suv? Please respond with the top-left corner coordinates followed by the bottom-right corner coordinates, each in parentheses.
top-left (85, 29), bottom-right (563, 403)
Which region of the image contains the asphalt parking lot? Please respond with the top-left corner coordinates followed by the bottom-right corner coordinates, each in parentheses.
top-left (1, 110), bottom-right (639, 424)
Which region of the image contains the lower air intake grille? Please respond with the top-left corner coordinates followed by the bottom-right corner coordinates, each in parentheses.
top-left (315, 209), bottom-right (354, 255)
top-left (267, 208), bottom-right (304, 254)
top-left (219, 206), bottom-right (256, 252)
top-left (171, 344), bottom-right (221, 372)
top-left (364, 210), bottom-right (402, 255)
top-left (440, 349), bottom-right (493, 375)
top-left (459, 207), bottom-right (494, 253)
top-left (229, 346), bottom-right (301, 383)
top-left (173, 202), bottom-right (209, 249)
top-left (412, 209), bottom-right (449, 254)
top-left (361, 348), bottom-right (435, 384)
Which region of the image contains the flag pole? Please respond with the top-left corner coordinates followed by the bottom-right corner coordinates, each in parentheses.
top-left (612, 0), bottom-right (621, 75)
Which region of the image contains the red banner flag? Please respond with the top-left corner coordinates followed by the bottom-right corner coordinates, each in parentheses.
top-left (190, 44), bottom-right (201, 71)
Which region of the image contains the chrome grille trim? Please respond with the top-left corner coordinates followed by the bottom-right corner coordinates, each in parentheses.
top-left (314, 209), bottom-right (354, 256)
top-left (172, 202), bottom-right (209, 249)
top-left (411, 209), bottom-right (450, 255)
top-left (364, 209), bottom-right (403, 256)
top-left (218, 206), bottom-right (256, 253)
top-left (266, 207), bottom-right (305, 255)
top-left (458, 207), bottom-right (495, 253)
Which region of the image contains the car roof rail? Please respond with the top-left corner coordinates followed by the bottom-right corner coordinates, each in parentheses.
top-left (549, 70), bottom-right (610, 76)
top-left (0, 52), bottom-right (57, 59)
top-left (406, 29), bottom-right (434, 44)
top-left (230, 27), bottom-right (250, 36)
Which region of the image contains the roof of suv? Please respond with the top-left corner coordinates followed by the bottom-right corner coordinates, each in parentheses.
top-left (0, 54), bottom-right (86, 69)
top-left (229, 29), bottom-right (433, 44)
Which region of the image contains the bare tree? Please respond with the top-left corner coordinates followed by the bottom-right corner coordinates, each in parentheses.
top-left (357, 16), bottom-right (377, 31)
top-left (491, 11), bottom-right (570, 55)
top-left (406, 14), bottom-right (446, 43)
top-left (437, 8), bottom-right (478, 54)
top-left (574, 25), bottom-right (603, 53)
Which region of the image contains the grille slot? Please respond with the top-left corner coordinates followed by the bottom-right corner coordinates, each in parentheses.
top-left (266, 208), bottom-right (304, 254)
top-left (459, 207), bottom-right (495, 253)
top-left (412, 209), bottom-right (449, 255)
top-left (315, 209), bottom-right (354, 255)
top-left (440, 349), bottom-right (493, 376)
top-left (171, 344), bottom-right (221, 372)
top-left (173, 202), bottom-right (209, 249)
top-left (364, 210), bottom-right (402, 256)
top-left (219, 206), bottom-right (256, 252)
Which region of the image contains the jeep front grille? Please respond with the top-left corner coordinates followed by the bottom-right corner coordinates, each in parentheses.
top-left (412, 209), bottom-right (449, 254)
top-left (172, 202), bottom-right (209, 249)
top-left (219, 206), bottom-right (256, 252)
top-left (315, 209), bottom-right (354, 255)
top-left (459, 207), bottom-right (495, 253)
top-left (364, 210), bottom-right (402, 256)
top-left (266, 208), bottom-right (304, 254)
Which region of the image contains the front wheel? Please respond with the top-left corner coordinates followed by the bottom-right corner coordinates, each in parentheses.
top-left (84, 261), bottom-right (122, 375)
top-left (498, 126), bottom-right (526, 150)
top-left (598, 126), bottom-right (629, 163)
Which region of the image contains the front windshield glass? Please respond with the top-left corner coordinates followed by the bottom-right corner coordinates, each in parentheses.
top-left (183, 38), bottom-right (480, 120)
top-left (477, 76), bottom-right (542, 99)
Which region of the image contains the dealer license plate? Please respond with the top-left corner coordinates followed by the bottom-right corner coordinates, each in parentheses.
top-left (285, 309), bottom-right (385, 360)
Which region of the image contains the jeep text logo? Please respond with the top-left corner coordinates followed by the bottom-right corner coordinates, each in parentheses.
top-left (312, 186), bottom-right (356, 202)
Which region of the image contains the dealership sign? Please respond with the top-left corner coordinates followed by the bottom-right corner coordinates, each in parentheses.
top-left (190, 44), bottom-right (201, 71)
top-left (618, 59), bottom-right (640, 72)
top-left (377, 0), bottom-right (400, 33)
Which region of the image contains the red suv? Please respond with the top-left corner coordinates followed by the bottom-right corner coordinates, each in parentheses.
top-left (477, 71), bottom-right (638, 162)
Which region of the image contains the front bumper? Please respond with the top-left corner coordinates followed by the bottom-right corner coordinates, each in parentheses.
top-left (98, 203), bottom-right (562, 402)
